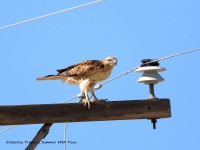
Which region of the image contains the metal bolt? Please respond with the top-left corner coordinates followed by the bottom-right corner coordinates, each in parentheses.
top-left (151, 118), bottom-right (157, 129)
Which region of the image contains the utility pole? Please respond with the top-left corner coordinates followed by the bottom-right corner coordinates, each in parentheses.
top-left (0, 99), bottom-right (170, 125)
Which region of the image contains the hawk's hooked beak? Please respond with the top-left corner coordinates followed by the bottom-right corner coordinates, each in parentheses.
top-left (114, 59), bottom-right (117, 65)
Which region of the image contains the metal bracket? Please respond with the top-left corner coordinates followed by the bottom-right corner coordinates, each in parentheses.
top-left (25, 123), bottom-right (53, 150)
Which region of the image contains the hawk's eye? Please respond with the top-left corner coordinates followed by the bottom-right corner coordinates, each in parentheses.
top-left (107, 59), bottom-right (112, 62)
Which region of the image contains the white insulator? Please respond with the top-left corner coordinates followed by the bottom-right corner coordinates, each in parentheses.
top-left (135, 66), bottom-right (166, 85)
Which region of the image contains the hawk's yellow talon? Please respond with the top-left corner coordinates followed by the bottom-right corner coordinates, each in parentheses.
top-left (83, 99), bottom-right (90, 109)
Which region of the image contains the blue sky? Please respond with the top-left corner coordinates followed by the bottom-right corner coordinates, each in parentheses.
top-left (0, 0), bottom-right (200, 149)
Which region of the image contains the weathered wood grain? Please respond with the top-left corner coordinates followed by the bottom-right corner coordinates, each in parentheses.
top-left (0, 99), bottom-right (171, 125)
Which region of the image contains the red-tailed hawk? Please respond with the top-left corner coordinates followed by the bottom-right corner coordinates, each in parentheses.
top-left (36, 56), bottom-right (117, 108)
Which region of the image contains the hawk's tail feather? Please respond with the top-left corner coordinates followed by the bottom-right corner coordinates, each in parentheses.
top-left (36, 75), bottom-right (61, 81)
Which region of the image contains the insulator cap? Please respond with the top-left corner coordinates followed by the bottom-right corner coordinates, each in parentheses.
top-left (140, 59), bottom-right (159, 67)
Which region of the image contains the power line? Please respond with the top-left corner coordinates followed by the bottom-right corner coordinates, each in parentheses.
top-left (64, 123), bottom-right (68, 150)
top-left (0, 0), bottom-right (103, 31)
top-left (0, 125), bottom-right (17, 134)
top-left (157, 48), bottom-right (200, 61)
top-left (62, 95), bottom-right (79, 103)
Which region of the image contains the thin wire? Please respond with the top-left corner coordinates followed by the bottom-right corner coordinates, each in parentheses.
top-left (0, 0), bottom-right (103, 31)
top-left (64, 123), bottom-right (68, 150)
top-left (157, 48), bottom-right (200, 61)
top-left (0, 125), bottom-right (17, 134)
top-left (62, 95), bottom-right (78, 103)
top-left (99, 67), bottom-right (136, 87)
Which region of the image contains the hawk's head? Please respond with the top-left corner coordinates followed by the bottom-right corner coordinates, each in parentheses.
top-left (105, 56), bottom-right (117, 66)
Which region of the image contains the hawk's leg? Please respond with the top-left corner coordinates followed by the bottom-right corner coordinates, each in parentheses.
top-left (90, 91), bottom-right (107, 103)
top-left (91, 91), bottom-right (98, 100)
top-left (82, 89), bottom-right (91, 109)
